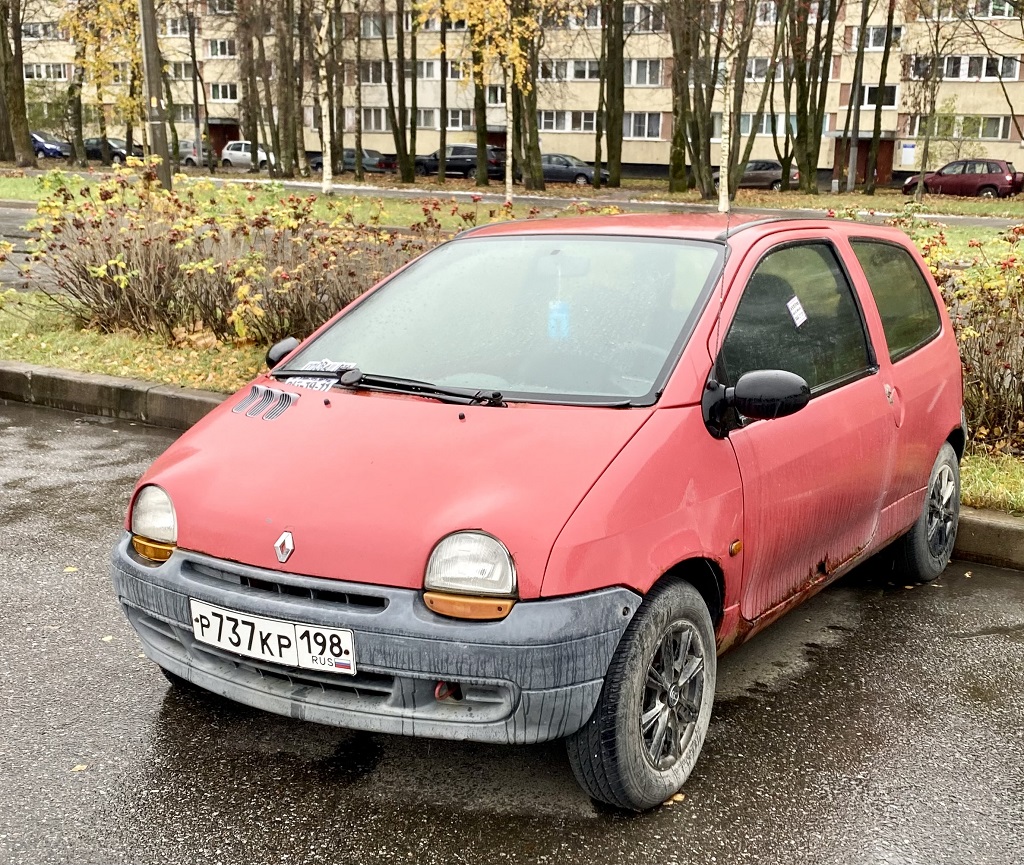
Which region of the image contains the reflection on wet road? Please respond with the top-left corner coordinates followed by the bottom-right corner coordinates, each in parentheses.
top-left (2, 400), bottom-right (1022, 864)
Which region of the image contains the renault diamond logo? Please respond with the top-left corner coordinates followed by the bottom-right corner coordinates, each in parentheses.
top-left (274, 531), bottom-right (295, 564)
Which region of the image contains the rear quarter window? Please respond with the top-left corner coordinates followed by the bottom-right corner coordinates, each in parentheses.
top-left (850, 240), bottom-right (942, 362)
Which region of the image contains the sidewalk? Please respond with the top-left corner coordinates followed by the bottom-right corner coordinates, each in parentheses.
top-left (2, 357), bottom-right (1021, 572)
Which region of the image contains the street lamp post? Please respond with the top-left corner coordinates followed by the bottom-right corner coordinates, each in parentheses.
top-left (138, 0), bottom-right (172, 190)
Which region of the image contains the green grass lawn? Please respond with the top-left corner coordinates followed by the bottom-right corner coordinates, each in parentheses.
top-left (961, 451), bottom-right (1024, 516)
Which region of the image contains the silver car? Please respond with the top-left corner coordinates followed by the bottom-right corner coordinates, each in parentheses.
top-left (220, 140), bottom-right (275, 170)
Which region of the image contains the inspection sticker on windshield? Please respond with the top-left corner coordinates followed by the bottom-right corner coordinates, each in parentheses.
top-left (548, 300), bottom-right (570, 341)
top-left (786, 296), bottom-right (808, 328)
top-left (286, 359), bottom-right (356, 392)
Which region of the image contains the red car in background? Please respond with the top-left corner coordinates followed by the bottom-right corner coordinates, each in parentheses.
top-left (903, 158), bottom-right (1024, 198)
top-left (114, 214), bottom-right (964, 811)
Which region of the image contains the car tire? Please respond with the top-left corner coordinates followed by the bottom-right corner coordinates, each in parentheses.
top-left (978, 186), bottom-right (997, 199)
top-left (184, 157), bottom-right (196, 167)
top-left (259, 160), bottom-right (268, 170)
top-left (574, 174), bottom-right (589, 186)
top-left (893, 442), bottom-right (960, 583)
top-left (771, 180), bottom-right (782, 191)
top-left (112, 154), bottom-right (124, 165)
top-left (565, 579), bottom-right (716, 811)
top-left (463, 168), bottom-right (473, 179)
top-left (222, 158), bottom-right (232, 168)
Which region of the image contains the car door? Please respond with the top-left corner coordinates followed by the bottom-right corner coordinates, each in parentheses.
top-left (550, 155), bottom-right (571, 181)
top-left (845, 236), bottom-right (955, 537)
top-left (711, 232), bottom-right (896, 621)
top-left (932, 161), bottom-right (964, 194)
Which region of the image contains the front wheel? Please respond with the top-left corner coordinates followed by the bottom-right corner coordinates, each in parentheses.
top-left (574, 173), bottom-right (589, 186)
top-left (221, 158), bottom-right (232, 168)
top-left (893, 442), bottom-right (960, 582)
top-left (770, 179), bottom-right (782, 191)
top-left (566, 580), bottom-right (716, 811)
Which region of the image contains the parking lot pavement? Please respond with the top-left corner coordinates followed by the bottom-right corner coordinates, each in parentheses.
top-left (2, 399), bottom-right (1022, 865)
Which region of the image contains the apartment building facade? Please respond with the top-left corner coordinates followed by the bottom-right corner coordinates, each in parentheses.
top-left (19, 1), bottom-right (1024, 178)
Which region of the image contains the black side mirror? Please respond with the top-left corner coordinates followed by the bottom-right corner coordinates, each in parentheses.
top-left (265, 336), bottom-right (300, 369)
top-left (702, 369), bottom-right (810, 437)
top-left (731, 370), bottom-right (810, 420)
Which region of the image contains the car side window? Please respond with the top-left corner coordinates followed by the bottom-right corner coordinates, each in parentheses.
top-left (942, 163), bottom-right (964, 175)
top-left (850, 240), bottom-right (942, 362)
top-left (718, 243), bottom-right (872, 392)
top-left (988, 162), bottom-right (1003, 174)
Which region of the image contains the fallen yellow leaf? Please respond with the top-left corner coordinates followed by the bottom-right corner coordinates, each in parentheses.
top-left (71, 764), bottom-right (87, 772)
top-left (101, 635), bottom-right (113, 642)
top-left (63, 566), bottom-right (78, 573)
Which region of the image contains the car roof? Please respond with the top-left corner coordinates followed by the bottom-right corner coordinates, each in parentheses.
top-left (459, 213), bottom-right (911, 244)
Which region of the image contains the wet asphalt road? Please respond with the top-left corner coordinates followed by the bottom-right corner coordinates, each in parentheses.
top-left (2, 399), bottom-right (1023, 865)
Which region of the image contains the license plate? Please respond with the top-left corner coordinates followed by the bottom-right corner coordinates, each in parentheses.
top-left (189, 599), bottom-right (356, 675)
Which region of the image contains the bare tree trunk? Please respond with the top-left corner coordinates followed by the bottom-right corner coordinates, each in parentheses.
top-left (605, 0), bottom-right (624, 187)
top-left (125, 71), bottom-right (138, 155)
top-left (593, 1), bottom-right (607, 190)
top-left (380, 0), bottom-right (411, 178)
top-left (865, 0), bottom-right (896, 195)
top-left (0, 0), bottom-right (36, 167)
top-left (67, 42), bottom-right (87, 166)
top-left (317, 5), bottom-right (333, 194)
top-left (844, 0), bottom-right (871, 191)
top-left (162, 66), bottom-right (180, 170)
top-left (437, 13), bottom-right (447, 181)
top-left (471, 43), bottom-right (488, 186)
top-left (354, 2), bottom-right (364, 180)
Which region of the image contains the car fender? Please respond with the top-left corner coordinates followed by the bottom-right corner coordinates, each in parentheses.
top-left (542, 405), bottom-right (742, 612)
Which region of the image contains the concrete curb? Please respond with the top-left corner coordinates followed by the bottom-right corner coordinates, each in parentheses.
top-left (0, 359), bottom-right (227, 430)
top-left (1, 359), bottom-right (1022, 570)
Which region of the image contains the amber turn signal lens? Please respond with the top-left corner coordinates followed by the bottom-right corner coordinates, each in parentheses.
top-left (423, 591), bottom-right (515, 621)
top-left (131, 534), bottom-right (175, 563)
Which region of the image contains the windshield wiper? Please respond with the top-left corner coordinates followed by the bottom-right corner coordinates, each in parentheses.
top-left (272, 366), bottom-right (506, 406)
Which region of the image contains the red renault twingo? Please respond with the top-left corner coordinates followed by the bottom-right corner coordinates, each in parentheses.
top-left (114, 214), bottom-right (963, 810)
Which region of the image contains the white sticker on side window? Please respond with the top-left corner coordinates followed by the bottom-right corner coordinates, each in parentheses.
top-left (786, 295), bottom-right (808, 328)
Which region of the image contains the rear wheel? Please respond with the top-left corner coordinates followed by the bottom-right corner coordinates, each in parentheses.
top-left (259, 159), bottom-right (268, 170)
top-left (770, 179), bottom-right (782, 191)
top-left (566, 580), bottom-right (716, 811)
top-left (184, 157), bottom-right (196, 167)
top-left (893, 442), bottom-right (960, 583)
top-left (978, 186), bottom-right (997, 199)
top-left (222, 158), bottom-right (232, 168)
top-left (574, 173), bottom-right (589, 186)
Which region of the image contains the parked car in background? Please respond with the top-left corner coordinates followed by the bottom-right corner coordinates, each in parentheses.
top-left (220, 140), bottom-right (275, 170)
top-left (31, 131), bottom-right (70, 159)
top-left (342, 148), bottom-right (387, 173)
top-left (415, 144), bottom-right (505, 179)
top-left (902, 158), bottom-right (1024, 198)
top-left (114, 213), bottom-right (963, 812)
top-left (177, 139), bottom-right (209, 167)
top-left (539, 153), bottom-right (609, 186)
top-left (83, 137), bottom-right (143, 163)
top-left (712, 160), bottom-right (800, 191)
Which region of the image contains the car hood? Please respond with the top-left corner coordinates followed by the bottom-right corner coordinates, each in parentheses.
top-left (136, 378), bottom-right (653, 598)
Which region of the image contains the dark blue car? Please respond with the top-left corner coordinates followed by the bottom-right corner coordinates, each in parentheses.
top-left (31, 131), bottom-right (70, 159)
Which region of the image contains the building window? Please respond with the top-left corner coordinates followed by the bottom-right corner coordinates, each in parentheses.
top-left (624, 59), bottom-right (661, 86)
top-left (623, 111), bottom-right (661, 139)
top-left (210, 82), bottom-right (238, 101)
top-left (22, 21), bottom-right (61, 39)
top-left (911, 114), bottom-right (1012, 140)
top-left (739, 112), bottom-right (797, 136)
top-left (410, 60), bottom-right (436, 79)
top-left (169, 62), bottom-right (195, 80)
top-left (174, 104), bottom-right (195, 122)
top-left (445, 60), bottom-right (464, 80)
top-left (160, 17), bottom-right (189, 36)
top-left (538, 110), bottom-right (567, 131)
top-left (487, 85), bottom-right (506, 105)
top-left (411, 108), bottom-right (436, 129)
top-left (23, 63), bottom-right (67, 80)
top-left (852, 25), bottom-right (902, 50)
top-left (404, 12), bottom-right (439, 31)
top-left (571, 5), bottom-right (601, 27)
top-left (915, 53), bottom-right (1019, 81)
top-left (745, 57), bottom-right (784, 82)
top-left (207, 38), bottom-right (237, 58)
top-left (447, 109), bottom-right (473, 130)
top-left (858, 84), bottom-right (897, 108)
top-left (571, 110), bottom-right (596, 132)
top-left (208, 0), bottom-right (235, 13)
top-left (624, 4), bottom-right (665, 31)
top-left (973, 0), bottom-right (1014, 16)
top-left (362, 107), bottom-right (391, 131)
top-left (572, 59), bottom-right (600, 80)
top-left (538, 60), bottom-right (568, 81)
top-left (111, 62), bottom-right (131, 83)
top-left (361, 13), bottom-right (393, 37)
top-left (754, 1), bottom-right (777, 24)
top-left (359, 60), bottom-right (389, 84)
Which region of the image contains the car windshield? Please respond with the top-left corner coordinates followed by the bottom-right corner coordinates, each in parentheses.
top-left (37, 132), bottom-right (61, 143)
top-left (287, 235), bottom-right (723, 405)
top-left (108, 138), bottom-right (126, 148)
top-left (563, 155), bottom-right (588, 167)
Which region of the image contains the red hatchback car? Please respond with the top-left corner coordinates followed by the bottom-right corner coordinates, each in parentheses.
top-left (902, 158), bottom-right (1024, 198)
top-left (114, 214), bottom-right (964, 810)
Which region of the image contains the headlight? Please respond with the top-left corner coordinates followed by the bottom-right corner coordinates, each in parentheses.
top-left (425, 532), bottom-right (516, 596)
top-left (130, 485), bottom-right (177, 562)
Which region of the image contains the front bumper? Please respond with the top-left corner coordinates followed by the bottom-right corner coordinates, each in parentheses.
top-left (112, 533), bottom-right (639, 744)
